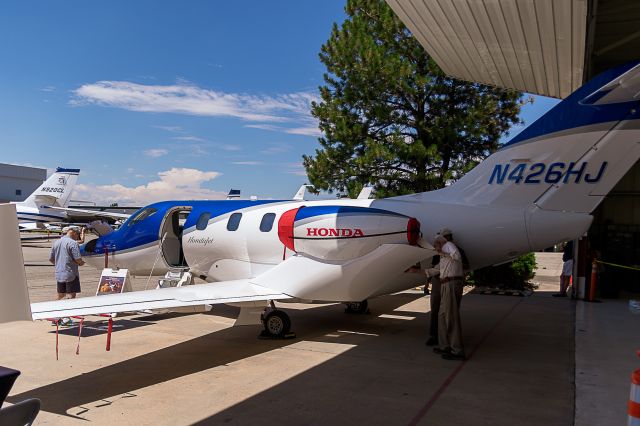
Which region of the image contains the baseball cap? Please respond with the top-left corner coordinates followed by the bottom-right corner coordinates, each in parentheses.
top-left (63, 226), bottom-right (81, 233)
top-left (438, 227), bottom-right (453, 237)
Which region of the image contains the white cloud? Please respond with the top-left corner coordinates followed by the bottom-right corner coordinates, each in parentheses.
top-left (172, 135), bottom-right (206, 142)
top-left (245, 124), bottom-right (280, 132)
top-left (261, 143), bottom-right (291, 155)
top-left (245, 123), bottom-right (321, 137)
top-left (152, 125), bottom-right (183, 132)
top-left (144, 148), bottom-right (169, 158)
top-left (41, 86), bottom-right (56, 92)
top-left (283, 162), bottom-right (307, 176)
top-left (221, 144), bottom-right (241, 151)
top-left (72, 168), bottom-right (225, 205)
top-left (285, 126), bottom-right (322, 136)
top-left (232, 161), bottom-right (263, 166)
top-left (72, 81), bottom-right (322, 136)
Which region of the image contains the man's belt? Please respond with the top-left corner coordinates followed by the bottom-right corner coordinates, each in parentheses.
top-left (441, 276), bottom-right (463, 283)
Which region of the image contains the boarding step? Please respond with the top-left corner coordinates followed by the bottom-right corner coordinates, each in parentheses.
top-left (157, 267), bottom-right (192, 289)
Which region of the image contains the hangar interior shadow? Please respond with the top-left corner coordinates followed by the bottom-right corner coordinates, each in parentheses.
top-left (9, 291), bottom-right (575, 425)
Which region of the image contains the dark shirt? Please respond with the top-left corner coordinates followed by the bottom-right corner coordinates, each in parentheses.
top-left (562, 240), bottom-right (574, 262)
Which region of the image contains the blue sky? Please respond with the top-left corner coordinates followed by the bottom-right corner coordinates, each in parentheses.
top-left (0, 1), bottom-right (558, 204)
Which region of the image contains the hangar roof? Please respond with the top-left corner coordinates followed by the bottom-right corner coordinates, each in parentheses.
top-left (386, 0), bottom-right (640, 99)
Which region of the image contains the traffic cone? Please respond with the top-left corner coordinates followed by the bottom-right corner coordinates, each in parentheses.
top-left (629, 350), bottom-right (640, 426)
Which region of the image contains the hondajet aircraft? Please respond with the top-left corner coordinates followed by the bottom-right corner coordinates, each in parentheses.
top-left (28, 61), bottom-right (640, 337)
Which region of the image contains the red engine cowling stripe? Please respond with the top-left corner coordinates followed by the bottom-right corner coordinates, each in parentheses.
top-left (278, 207), bottom-right (301, 252)
top-left (407, 217), bottom-right (421, 246)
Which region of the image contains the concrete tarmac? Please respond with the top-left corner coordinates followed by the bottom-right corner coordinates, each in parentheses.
top-left (0, 243), bottom-right (608, 425)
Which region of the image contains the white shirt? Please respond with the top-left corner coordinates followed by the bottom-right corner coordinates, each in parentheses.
top-left (439, 241), bottom-right (463, 278)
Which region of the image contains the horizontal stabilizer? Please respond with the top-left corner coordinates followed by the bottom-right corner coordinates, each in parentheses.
top-left (31, 280), bottom-right (291, 320)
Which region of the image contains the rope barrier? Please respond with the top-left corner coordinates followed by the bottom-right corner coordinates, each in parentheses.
top-left (74, 317), bottom-right (84, 355)
top-left (595, 259), bottom-right (640, 272)
top-left (55, 321), bottom-right (59, 361)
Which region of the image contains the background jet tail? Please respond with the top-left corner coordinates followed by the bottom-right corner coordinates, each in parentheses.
top-left (420, 61), bottom-right (640, 214)
top-left (21, 167), bottom-right (80, 208)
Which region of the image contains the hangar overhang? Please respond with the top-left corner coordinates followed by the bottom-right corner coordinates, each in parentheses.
top-left (386, 0), bottom-right (640, 99)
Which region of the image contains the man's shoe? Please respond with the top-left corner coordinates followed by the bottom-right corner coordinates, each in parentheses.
top-left (60, 318), bottom-right (74, 327)
top-left (425, 336), bottom-right (438, 346)
top-left (433, 347), bottom-right (451, 355)
top-left (442, 352), bottom-right (466, 361)
top-left (552, 293), bottom-right (567, 298)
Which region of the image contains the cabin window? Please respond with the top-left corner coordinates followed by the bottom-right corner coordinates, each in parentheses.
top-left (196, 212), bottom-right (211, 231)
top-left (227, 213), bottom-right (242, 231)
top-left (259, 213), bottom-right (276, 232)
top-left (128, 207), bottom-right (158, 225)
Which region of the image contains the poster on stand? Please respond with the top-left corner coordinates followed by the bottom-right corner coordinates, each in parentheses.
top-left (96, 268), bottom-right (132, 296)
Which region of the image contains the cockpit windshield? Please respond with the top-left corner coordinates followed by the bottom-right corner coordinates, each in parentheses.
top-left (127, 207), bottom-right (158, 226)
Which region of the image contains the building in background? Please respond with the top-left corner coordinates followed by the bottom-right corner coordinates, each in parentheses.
top-left (0, 163), bottom-right (47, 203)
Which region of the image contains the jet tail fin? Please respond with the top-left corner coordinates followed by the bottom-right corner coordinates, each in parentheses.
top-left (416, 61), bottom-right (640, 214)
top-left (21, 167), bottom-right (80, 208)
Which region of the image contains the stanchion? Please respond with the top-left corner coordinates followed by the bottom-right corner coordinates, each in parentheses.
top-left (588, 259), bottom-right (601, 303)
top-left (628, 350), bottom-right (640, 426)
top-left (106, 317), bottom-right (113, 351)
top-left (104, 246), bottom-right (109, 268)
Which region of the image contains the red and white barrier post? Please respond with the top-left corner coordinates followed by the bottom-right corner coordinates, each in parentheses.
top-left (629, 350), bottom-right (640, 426)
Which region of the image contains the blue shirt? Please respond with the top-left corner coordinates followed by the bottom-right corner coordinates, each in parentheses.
top-left (49, 236), bottom-right (82, 282)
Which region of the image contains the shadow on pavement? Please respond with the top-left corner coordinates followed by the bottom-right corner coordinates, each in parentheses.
top-left (8, 293), bottom-right (425, 418)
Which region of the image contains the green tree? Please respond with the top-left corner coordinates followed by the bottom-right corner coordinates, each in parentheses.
top-left (304, 0), bottom-right (528, 197)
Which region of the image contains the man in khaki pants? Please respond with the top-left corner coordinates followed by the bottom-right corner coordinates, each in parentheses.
top-left (431, 229), bottom-right (465, 361)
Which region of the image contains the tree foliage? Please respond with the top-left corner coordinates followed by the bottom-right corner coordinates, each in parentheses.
top-left (304, 0), bottom-right (527, 197)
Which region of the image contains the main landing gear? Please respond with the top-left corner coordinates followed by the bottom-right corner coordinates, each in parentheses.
top-left (344, 299), bottom-right (369, 314)
top-left (259, 302), bottom-right (295, 339)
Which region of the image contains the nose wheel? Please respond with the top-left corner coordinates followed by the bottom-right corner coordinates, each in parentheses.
top-left (260, 307), bottom-right (294, 339)
top-left (345, 299), bottom-right (369, 314)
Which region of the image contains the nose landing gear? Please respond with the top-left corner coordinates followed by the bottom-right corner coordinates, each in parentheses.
top-left (344, 299), bottom-right (369, 314)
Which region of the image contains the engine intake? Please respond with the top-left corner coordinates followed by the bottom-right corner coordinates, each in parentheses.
top-left (277, 205), bottom-right (420, 261)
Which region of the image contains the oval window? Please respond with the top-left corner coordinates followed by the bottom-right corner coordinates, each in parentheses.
top-left (259, 213), bottom-right (276, 232)
top-left (196, 212), bottom-right (211, 230)
top-left (227, 212), bottom-right (242, 231)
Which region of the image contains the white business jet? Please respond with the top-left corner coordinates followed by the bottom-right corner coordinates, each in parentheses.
top-left (14, 168), bottom-right (81, 230)
top-left (28, 62), bottom-right (640, 337)
top-left (13, 167), bottom-right (131, 232)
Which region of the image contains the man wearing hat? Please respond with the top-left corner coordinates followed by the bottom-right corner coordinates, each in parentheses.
top-left (432, 228), bottom-right (466, 360)
top-left (49, 226), bottom-right (86, 304)
top-left (408, 228), bottom-right (466, 360)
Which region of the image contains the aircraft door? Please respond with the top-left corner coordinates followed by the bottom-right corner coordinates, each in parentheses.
top-left (159, 207), bottom-right (192, 267)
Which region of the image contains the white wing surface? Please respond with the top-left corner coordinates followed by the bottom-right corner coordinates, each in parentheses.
top-left (43, 205), bottom-right (131, 220)
top-left (31, 280), bottom-right (291, 320)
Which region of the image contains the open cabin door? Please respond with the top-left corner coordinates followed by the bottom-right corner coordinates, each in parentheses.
top-left (158, 206), bottom-right (192, 268)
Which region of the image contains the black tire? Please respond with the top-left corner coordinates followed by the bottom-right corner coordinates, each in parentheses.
top-left (262, 310), bottom-right (291, 337)
top-left (345, 299), bottom-right (368, 314)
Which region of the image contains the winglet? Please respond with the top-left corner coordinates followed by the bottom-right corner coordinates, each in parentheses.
top-left (357, 186), bottom-right (374, 199)
top-left (293, 184), bottom-right (312, 201)
top-left (0, 204), bottom-right (32, 323)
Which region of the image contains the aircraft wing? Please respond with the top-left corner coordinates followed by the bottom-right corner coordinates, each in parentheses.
top-left (43, 205), bottom-right (131, 220)
top-left (31, 280), bottom-right (291, 320)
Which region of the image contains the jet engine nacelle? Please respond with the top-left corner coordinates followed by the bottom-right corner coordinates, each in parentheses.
top-left (278, 205), bottom-right (420, 261)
